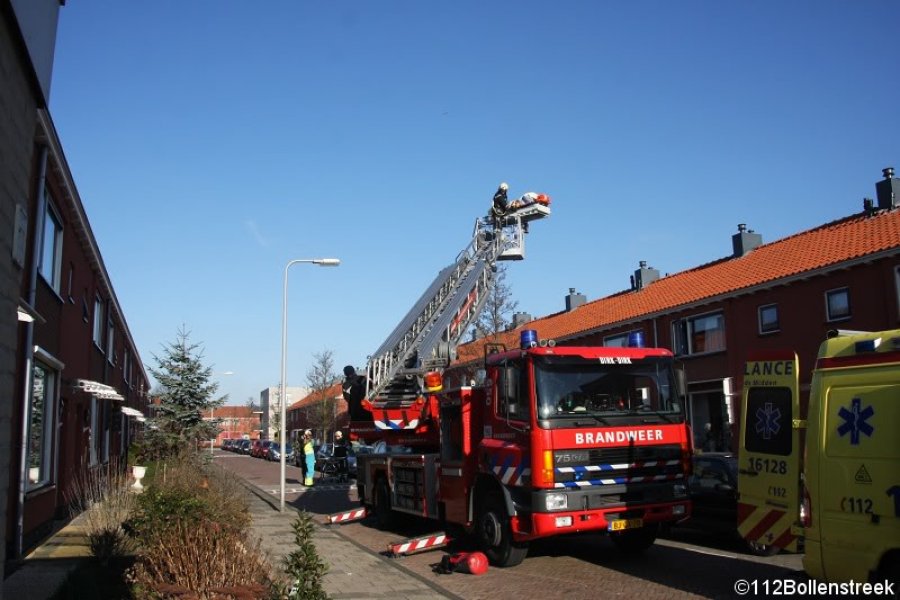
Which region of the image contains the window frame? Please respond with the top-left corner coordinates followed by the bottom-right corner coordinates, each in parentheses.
top-left (825, 287), bottom-right (851, 322)
top-left (671, 310), bottom-right (726, 356)
top-left (93, 295), bottom-right (104, 350)
top-left (39, 195), bottom-right (63, 295)
top-left (107, 321), bottom-right (115, 365)
top-left (758, 303), bottom-right (780, 335)
top-left (603, 330), bottom-right (642, 348)
top-left (896, 266), bottom-right (900, 319)
top-left (28, 348), bottom-right (63, 490)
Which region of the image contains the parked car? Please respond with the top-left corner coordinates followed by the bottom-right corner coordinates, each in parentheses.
top-left (250, 440), bottom-right (267, 458)
top-left (238, 439), bottom-right (252, 454)
top-left (268, 442), bottom-right (294, 462)
top-left (679, 452), bottom-right (779, 556)
top-left (261, 440), bottom-right (280, 460)
top-left (347, 444), bottom-right (372, 478)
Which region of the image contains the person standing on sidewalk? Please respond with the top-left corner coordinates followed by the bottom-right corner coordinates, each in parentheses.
top-left (302, 430), bottom-right (315, 486)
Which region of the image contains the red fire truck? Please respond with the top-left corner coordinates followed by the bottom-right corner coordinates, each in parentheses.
top-left (350, 188), bottom-right (692, 566)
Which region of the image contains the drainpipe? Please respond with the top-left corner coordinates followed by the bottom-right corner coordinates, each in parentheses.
top-left (16, 145), bottom-right (49, 557)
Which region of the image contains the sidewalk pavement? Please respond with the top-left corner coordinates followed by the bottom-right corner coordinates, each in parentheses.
top-left (2, 482), bottom-right (456, 600)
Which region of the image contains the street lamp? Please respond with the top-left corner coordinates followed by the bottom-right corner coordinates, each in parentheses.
top-left (280, 258), bottom-right (340, 511)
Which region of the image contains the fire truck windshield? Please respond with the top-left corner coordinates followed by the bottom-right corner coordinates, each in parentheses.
top-left (534, 356), bottom-right (682, 420)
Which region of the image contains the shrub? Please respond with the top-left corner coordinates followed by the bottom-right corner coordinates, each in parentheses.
top-left (127, 519), bottom-right (273, 599)
top-left (125, 454), bottom-right (249, 539)
top-left (281, 512), bottom-right (328, 600)
top-left (64, 458), bottom-right (137, 564)
top-left (124, 453), bottom-right (272, 598)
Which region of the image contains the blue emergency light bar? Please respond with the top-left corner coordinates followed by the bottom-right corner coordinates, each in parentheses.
top-left (628, 331), bottom-right (645, 348)
top-left (521, 330), bottom-right (538, 349)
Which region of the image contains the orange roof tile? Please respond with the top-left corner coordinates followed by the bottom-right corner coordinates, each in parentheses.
top-left (289, 382), bottom-right (343, 410)
top-left (458, 208), bottom-right (900, 360)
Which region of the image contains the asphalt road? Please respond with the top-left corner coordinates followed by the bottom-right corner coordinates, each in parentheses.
top-left (215, 450), bottom-right (806, 599)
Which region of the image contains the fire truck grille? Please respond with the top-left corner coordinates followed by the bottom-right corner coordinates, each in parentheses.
top-left (552, 444), bottom-right (685, 489)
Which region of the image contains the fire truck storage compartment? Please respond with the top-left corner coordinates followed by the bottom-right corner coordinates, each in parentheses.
top-left (390, 455), bottom-right (439, 518)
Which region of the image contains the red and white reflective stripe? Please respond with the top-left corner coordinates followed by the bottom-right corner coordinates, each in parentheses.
top-left (389, 533), bottom-right (448, 556)
top-left (737, 502), bottom-right (797, 551)
top-left (326, 507), bottom-right (367, 524)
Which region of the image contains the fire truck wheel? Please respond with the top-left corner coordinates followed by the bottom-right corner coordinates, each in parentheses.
top-left (610, 524), bottom-right (658, 554)
top-left (374, 477), bottom-right (395, 529)
top-left (745, 540), bottom-right (779, 556)
top-left (477, 492), bottom-right (528, 567)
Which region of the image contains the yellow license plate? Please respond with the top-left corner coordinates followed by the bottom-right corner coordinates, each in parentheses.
top-left (608, 518), bottom-right (643, 532)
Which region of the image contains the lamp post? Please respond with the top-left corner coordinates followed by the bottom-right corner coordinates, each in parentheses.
top-left (280, 258), bottom-right (340, 511)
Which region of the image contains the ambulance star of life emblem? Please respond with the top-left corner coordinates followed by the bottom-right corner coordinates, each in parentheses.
top-left (754, 402), bottom-right (782, 440)
top-left (837, 397), bottom-right (875, 446)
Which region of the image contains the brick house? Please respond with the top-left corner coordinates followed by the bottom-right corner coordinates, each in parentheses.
top-left (2, 1), bottom-right (151, 561)
top-left (287, 382), bottom-right (347, 444)
top-left (203, 405), bottom-right (260, 446)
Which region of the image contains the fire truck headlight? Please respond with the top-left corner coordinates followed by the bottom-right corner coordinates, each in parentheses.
top-left (672, 504), bottom-right (686, 516)
top-left (546, 493), bottom-right (568, 511)
top-left (673, 484), bottom-right (687, 497)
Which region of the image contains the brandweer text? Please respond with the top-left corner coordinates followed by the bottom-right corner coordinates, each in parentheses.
top-left (575, 429), bottom-right (664, 445)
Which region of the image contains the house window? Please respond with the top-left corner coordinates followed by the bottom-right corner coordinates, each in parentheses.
top-left (603, 330), bottom-right (642, 347)
top-left (39, 197), bottom-right (63, 294)
top-left (107, 323), bottom-right (115, 364)
top-left (896, 266), bottom-right (900, 319)
top-left (89, 397), bottom-right (99, 466)
top-left (124, 349), bottom-right (131, 385)
top-left (93, 296), bottom-right (104, 349)
top-left (672, 312), bottom-right (726, 356)
top-left (28, 362), bottom-right (57, 489)
top-left (758, 304), bottom-right (780, 334)
top-left (67, 263), bottom-right (75, 302)
top-left (825, 288), bottom-right (851, 322)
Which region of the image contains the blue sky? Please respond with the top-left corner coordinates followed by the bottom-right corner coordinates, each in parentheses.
top-left (50, 2), bottom-right (898, 406)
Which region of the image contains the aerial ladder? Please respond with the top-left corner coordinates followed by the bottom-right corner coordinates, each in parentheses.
top-left (359, 188), bottom-right (550, 436)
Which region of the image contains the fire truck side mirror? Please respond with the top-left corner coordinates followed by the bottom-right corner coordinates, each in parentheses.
top-left (675, 368), bottom-right (687, 399)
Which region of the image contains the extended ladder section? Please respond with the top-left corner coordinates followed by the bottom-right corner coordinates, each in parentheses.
top-left (366, 202), bottom-right (550, 404)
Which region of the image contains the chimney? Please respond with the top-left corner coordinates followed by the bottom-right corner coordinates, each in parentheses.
top-left (512, 312), bottom-right (533, 329)
top-left (732, 223), bottom-right (763, 257)
top-left (875, 166), bottom-right (899, 210)
top-left (632, 261), bottom-right (660, 290)
top-left (565, 288), bottom-right (586, 312)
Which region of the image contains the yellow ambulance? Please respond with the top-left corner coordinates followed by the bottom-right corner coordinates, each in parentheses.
top-left (738, 330), bottom-right (899, 584)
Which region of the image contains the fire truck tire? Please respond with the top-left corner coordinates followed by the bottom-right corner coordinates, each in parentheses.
top-left (374, 477), bottom-right (395, 529)
top-left (610, 524), bottom-right (657, 554)
top-left (477, 492), bottom-right (528, 567)
top-left (745, 540), bottom-right (780, 556)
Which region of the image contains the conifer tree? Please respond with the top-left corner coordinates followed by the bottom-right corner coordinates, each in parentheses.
top-left (145, 327), bottom-right (226, 457)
